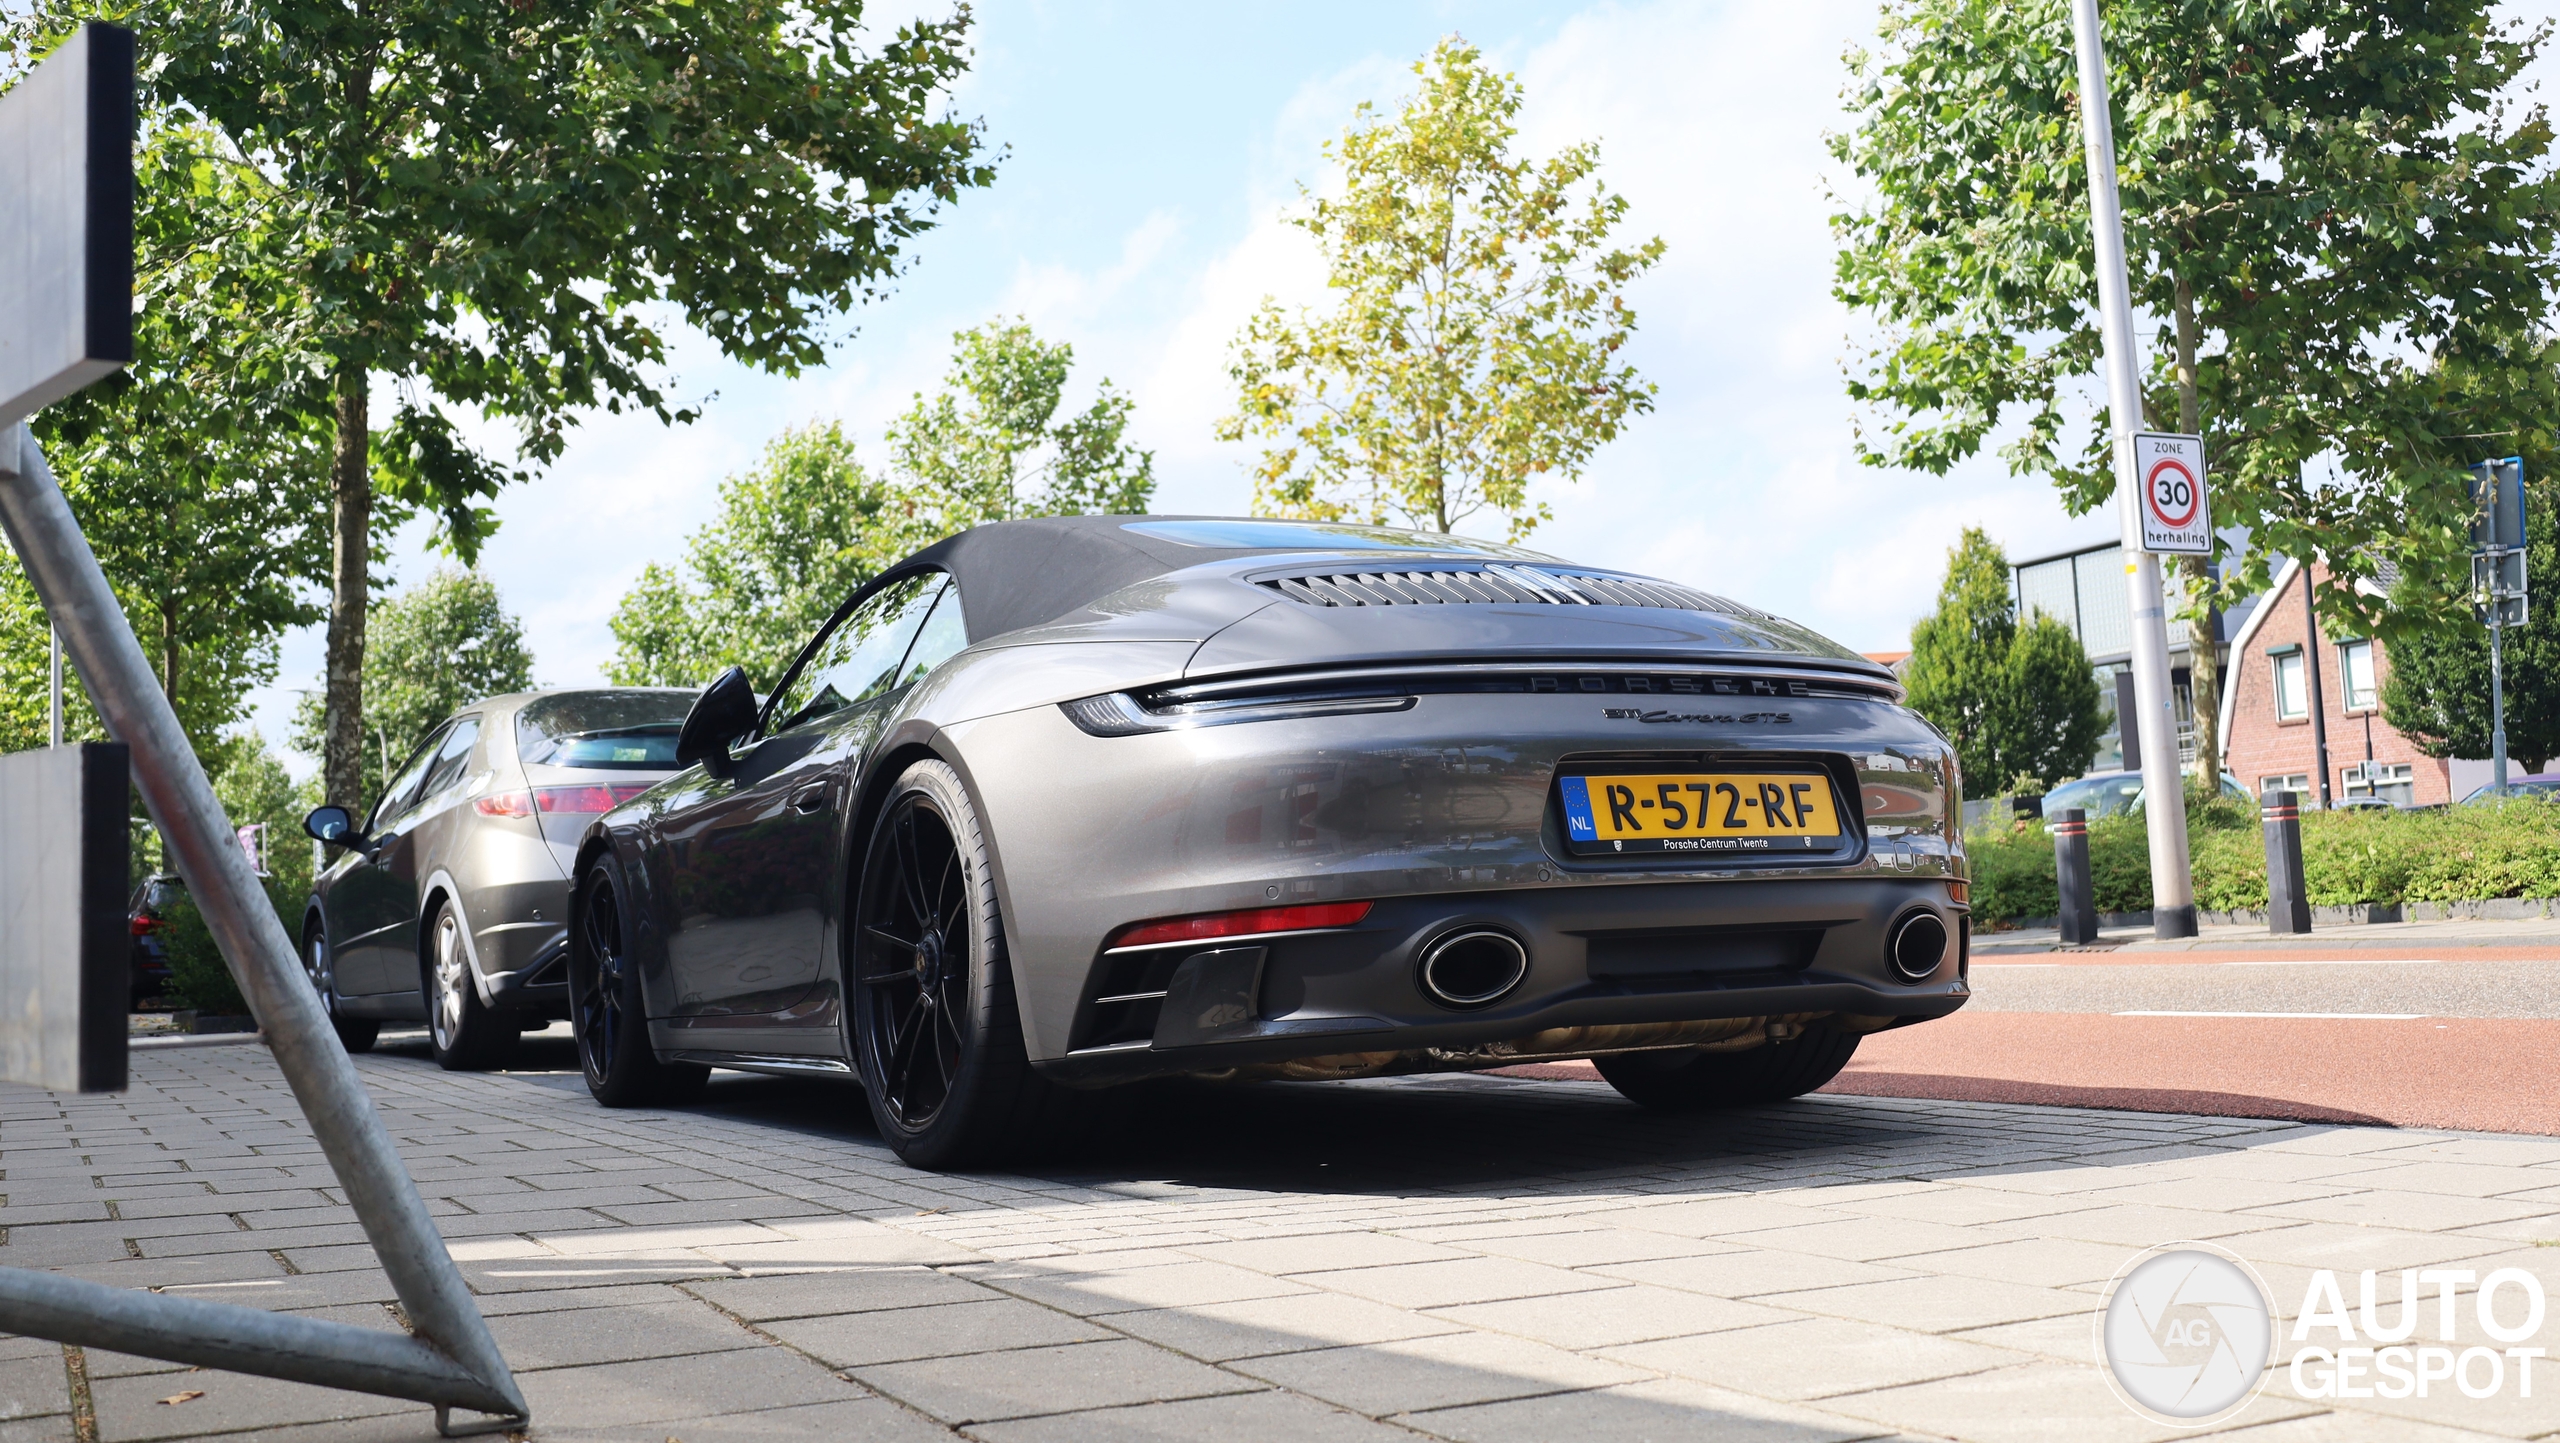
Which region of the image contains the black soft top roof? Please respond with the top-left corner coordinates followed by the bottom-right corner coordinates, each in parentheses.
top-left (905, 515), bottom-right (1542, 643)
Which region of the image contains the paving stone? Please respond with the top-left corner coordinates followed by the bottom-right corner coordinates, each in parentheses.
top-left (484, 1298), bottom-right (763, 1370)
top-left (1590, 1249), bottom-right (1922, 1298)
top-left (1757, 1274), bottom-right (2093, 1334)
top-left (89, 1365), bottom-right (412, 1442)
top-left (1453, 1228), bottom-right (1735, 1269)
top-left (1872, 1236), bottom-right (2139, 1289)
top-left (1426, 1283), bottom-right (1798, 1350)
top-left (846, 1338), bottom-right (1255, 1423)
top-left (0, 1417), bottom-right (75, 1443)
top-left (1091, 1291), bottom-right (1468, 1362)
top-left (1232, 1328), bottom-right (1649, 1414)
top-left (1295, 1256), bottom-right (1617, 1309)
top-left (975, 1259), bottom-right (1316, 1315)
top-left (966, 1389), bottom-right (1412, 1443)
top-left (684, 1266), bottom-right (998, 1321)
top-left (1600, 1316), bottom-right (2016, 1401)
top-left (1179, 1232), bottom-right (1462, 1274)
top-left (1404, 1376), bottom-right (1890, 1443)
top-left (512, 1346), bottom-right (864, 1428)
top-left (1822, 1360), bottom-right (2312, 1443)
top-left (766, 1298), bottom-right (1109, 1366)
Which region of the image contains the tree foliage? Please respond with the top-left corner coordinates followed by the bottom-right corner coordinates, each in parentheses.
top-left (2384, 472), bottom-right (2560, 770)
top-left (608, 423), bottom-right (935, 689)
top-left (1905, 528), bottom-right (2109, 792)
top-left (1832, 0), bottom-right (2560, 743)
top-left (888, 318), bottom-right (1155, 520)
top-left (1219, 38), bottom-right (1663, 540)
top-left (294, 569), bottom-right (533, 798)
top-left (6, 0), bottom-right (997, 810)
top-left (612, 320), bottom-right (1150, 687)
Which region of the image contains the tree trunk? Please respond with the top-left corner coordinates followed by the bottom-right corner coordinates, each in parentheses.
top-left (322, 362), bottom-right (372, 811)
top-left (2170, 274), bottom-right (2220, 789)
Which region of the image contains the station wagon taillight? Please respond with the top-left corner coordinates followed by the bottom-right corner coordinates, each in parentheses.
top-left (532, 784), bottom-right (652, 815)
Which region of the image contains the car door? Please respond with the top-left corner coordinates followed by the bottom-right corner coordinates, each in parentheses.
top-left (328, 722), bottom-right (454, 996)
top-left (659, 574), bottom-right (950, 1018)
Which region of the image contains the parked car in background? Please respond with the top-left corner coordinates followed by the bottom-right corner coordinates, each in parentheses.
top-left (2458, 774), bottom-right (2560, 804)
top-left (299, 688), bottom-right (697, 1065)
top-left (568, 515), bottom-right (1972, 1169)
top-left (125, 873), bottom-right (183, 1008)
top-left (2039, 769), bottom-right (2250, 820)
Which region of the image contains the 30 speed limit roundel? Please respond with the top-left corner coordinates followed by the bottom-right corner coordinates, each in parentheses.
top-left (2146, 456), bottom-right (2201, 529)
top-left (2127, 432), bottom-right (2211, 554)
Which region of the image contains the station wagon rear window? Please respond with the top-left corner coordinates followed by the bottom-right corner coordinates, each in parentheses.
top-left (516, 691), bottom-right (695, 770)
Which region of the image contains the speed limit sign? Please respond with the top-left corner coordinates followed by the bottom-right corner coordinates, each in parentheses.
top-left (2128, 432), bottom-right (2211, 554)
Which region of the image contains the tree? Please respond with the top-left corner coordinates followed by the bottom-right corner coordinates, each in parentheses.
top-left (2384, 474), bottom-right (2560, 770)
top-left (8, 1), bottom-right (996, 814)
top-left (1218, 38), bottom-right (1664, 541)
top-left (887, 318), bottom-right (1156, 521)
top-left (295, 569), bottom-right (533, 799)
top-left (613, 319), bottom-right (1152, 687)
top-left (1832, 0), bottom-right (2560, 789)
top-left (1905, 529), bottom-right (2108, 793)
top-left (608, 423), bottom-right (935, 689)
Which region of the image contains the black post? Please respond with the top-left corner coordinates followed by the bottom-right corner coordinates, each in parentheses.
top-left (2052, 807), bottom-right (2098, 944)
top-left (2262, 788), bottom-right (2311, 934)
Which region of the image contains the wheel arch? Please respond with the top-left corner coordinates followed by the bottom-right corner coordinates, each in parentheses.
top-left (843, 724), bottom-right (1044, 1053)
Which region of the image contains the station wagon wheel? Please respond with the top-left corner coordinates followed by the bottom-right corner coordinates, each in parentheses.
top-left (301, 921), bottom-right (376, 1054)
top-left (425, 899), bottom-right (518, 1072)
top-left (571, 856), bottom-right (706, 1107)
top-left (849, 760), bottom-right (1081, 1169)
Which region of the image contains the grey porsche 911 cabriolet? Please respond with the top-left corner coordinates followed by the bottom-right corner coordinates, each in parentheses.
top-left (568, 516), bottom-right (1970, 1167)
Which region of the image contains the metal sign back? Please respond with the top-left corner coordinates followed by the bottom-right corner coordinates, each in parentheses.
top-left (2471, 458), bottom-right (2527, 554)
top-left (2128, 431), bottom-right (2211, 554)
top-left (0, 24), bottom-right (132, 428)
top-left (0, 742), bottom-right (126, 1092)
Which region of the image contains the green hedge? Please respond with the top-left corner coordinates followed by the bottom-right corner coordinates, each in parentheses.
top-left (157, 877), bottom-right (305, 1017)
top-left (1966, 795), bottom-right (2560, 925)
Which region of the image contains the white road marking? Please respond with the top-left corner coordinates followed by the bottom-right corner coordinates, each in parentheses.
top-left (2114, 1010), bottom-right (2428, 1020)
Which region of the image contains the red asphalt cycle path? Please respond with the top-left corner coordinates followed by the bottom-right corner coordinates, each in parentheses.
top-left (1501, 948), bottom-right (2560, 1135)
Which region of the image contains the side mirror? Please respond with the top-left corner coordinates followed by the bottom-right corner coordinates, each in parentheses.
top-left (675, 666), bottom-right (760, 773)
top-left (303, 805), bottom-right (370, 852)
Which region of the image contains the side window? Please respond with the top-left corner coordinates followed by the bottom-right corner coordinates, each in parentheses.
top-left (893, 581), bottom-right (969, 689)
top-left (770, 574), bottom-right (944, 731)
top-left (416, 719), bottom-right (482, 806)
top-left (369, 723), bottom-right (452, 831)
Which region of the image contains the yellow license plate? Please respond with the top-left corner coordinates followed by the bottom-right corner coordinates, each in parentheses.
top-left (1560, 771), bottom-right (1843, 854)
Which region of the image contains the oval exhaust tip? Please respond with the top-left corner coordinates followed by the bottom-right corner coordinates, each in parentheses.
top-left (1888, 911), bottom-right (1949, 982)
top-left (1418, 930), bottom-right (1529, 1008)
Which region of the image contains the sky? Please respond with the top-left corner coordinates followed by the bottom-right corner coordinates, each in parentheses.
top-left (238, 0), bottom-right (2557, 773)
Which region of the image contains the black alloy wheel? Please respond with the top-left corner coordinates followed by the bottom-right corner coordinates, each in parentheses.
top-left (571, 856), bottom-right (706, 1107)
top-left (849, 760), bottom-right (1082, 1168)
top-left (301, 921), bottom-right (377, 1054)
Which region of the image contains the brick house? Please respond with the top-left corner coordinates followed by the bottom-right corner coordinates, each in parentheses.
top-left (2217, 557), bottom-right (2457, 807)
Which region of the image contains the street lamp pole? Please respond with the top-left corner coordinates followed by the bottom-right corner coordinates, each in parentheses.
top-left (2069, 0), bottom-right (2197, 938)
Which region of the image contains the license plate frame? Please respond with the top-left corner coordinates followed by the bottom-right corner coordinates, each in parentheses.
top-left (1558, 767), bottom-right (1847, 856)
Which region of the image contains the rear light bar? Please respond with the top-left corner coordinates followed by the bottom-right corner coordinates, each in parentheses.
top-left (474, 785), bottom-right (652, 819)
top-left (128, 915), bottom-right (160, 936)
top-left (1109, 900), bottom-right (1372, 950)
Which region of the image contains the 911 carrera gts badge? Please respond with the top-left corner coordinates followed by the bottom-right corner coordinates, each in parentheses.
top-left (1602, 707), bottom-right (1794, 725)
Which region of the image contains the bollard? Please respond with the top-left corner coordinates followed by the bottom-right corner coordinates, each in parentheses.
top-left (2262, 788), bottom-right (2311, 934)
top-left (2052, 807), bottom-right (2098, 944)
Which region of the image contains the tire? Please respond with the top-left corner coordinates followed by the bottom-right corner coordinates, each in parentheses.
top-left (570, 854), bottom-right (708, 1107)
top-left (302, 920), bottom-right (378, 1054)
top-left (425, 898), bottom-right (517, 1072)
top-left (849, 759), bottom-right (1086, 1170)
top-left (1595, 1029), bottom-right (1862, 1111)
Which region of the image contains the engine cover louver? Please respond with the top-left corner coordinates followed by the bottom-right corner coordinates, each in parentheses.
top-left (1256, 563), bottom-right (1758, 617)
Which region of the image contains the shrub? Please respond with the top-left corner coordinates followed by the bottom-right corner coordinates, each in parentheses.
top-left (1964, 795), bottom-right (2560, 924)
top-left (159, 889), bottom-right (248, 1016)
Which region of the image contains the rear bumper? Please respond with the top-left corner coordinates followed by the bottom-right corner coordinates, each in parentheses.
top-left (481, 933), bottom-right (569, 1015)
top-left (1033, 875), bottom-right (1969, 1086)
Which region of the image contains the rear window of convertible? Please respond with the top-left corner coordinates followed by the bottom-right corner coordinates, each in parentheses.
top-left (516, 690), bottom-right (695, 770)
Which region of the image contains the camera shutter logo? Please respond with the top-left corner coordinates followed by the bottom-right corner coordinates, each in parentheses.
top-left (2098, 1244), bottom-right (2275, 1422)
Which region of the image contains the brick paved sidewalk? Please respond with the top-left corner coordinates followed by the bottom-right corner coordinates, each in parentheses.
top-left (2, 1033), bottom-right (2555, 1442)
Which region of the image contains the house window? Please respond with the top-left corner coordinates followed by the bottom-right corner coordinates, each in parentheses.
top-left (2259, 773), bottom-right (2311, 800)
top-left (2272, 649), bottom-right (2307, 720)
top-left (2340, 640), bottom-right (2377, 712)
top-left (2344, 760), bottom-right (2414, 808)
